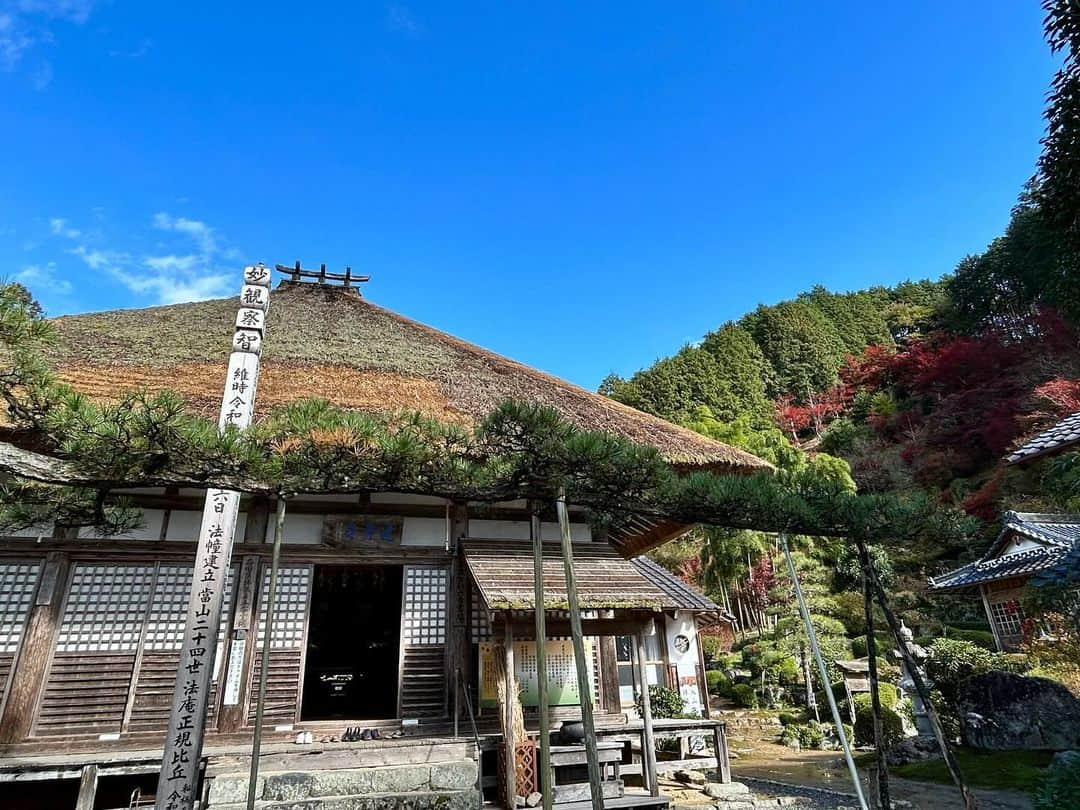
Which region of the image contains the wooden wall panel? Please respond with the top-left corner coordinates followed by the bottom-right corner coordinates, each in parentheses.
top-left (35, 652), bottom-right (135, 735)
top-left (246, 649), bottom-right (303, 725)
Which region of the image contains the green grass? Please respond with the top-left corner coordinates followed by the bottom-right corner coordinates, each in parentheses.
top-left (891, 748), bottom-right (1055, 794)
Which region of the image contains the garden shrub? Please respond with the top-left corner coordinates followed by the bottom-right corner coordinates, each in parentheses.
top-left (1034, 752), bottom-right (1080, 810)
top-left (778, 710), bottom-right (805, 726)
top-left (926, 638), bottom-right (996, 701)
top-left (700, 634), bottom-right (725, 665)
top-left (851, 683), bottom-right (898, 711)
top-left (853, 703), bottom-right (904, 748)
top-left (797, 722), bottom-right (826, 749)
top-left (638, 684), bottom-right (684, 719)
top-left (851, 633), bottom-right (895, 659)
top-left (706, 669), bottom-right (732, 697)
top-left (943, 627), bottom-right (997, 651)
top-left (730, 683), bottom-right (759, 708)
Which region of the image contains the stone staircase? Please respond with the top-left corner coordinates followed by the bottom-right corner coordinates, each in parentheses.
top-left (205, 760), bottom-right (479, 809)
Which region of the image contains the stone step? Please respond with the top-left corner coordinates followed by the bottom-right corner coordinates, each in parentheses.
top-left (211, 789), bottom-right (477, 810)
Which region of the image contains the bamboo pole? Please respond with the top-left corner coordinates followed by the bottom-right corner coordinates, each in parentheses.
top-left (780, 534), bottom-right (869, 810)
top-left (246, 496), bottom-right (287, 810)
top-left (635, 629), bottom-right (660, 797)
top-left (859, 539), bottom-right (979, 810)
top-left (858, 542), bottom-right (890, 810)
top-left (530, 506), bottom-right (554, 810)
top-left (555, 490), bottom-right (604, 809)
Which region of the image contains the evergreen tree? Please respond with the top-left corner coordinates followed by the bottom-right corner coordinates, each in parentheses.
top-left (740, 300), bottom-right (847, 401)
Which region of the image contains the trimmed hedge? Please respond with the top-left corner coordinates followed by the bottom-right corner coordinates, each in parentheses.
top-left (730, 683), bottom-right (759, 708)
top-left (706, 669), bottom-right (732, 697)
top-left (853, 702), bottom-right (904, 748)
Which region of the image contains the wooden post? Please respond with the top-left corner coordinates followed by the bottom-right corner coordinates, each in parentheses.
top-left (530, 505), bottom-right (554, 810)
top-left (635, 629), bottom-right (660, 797)
top-left (216, 554), bottom-right (261, 734)
top-left (157, 265), bottom-right (271, 810)
top-left (713, 722), bottom-right (731, 784)
top-left (503, 618), bottom-right (518, 806)
top-left (858, 541), bottom-right (890, 810)
top-left (862, 542), bottom-right (979, 810)
top-left (0, 551), bottom-right (69, 744)
top-left (555, 490), bottom-right (604, 809)
top-left (75, 764), bottom-right (98, 810)
top-left (246, 497), bottom-right (287, 810)
top-left (448, 503), bottom-right (470, 722)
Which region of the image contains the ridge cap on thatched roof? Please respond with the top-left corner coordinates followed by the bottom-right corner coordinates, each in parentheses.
top-left (45, 280), bottom-right (771, 473)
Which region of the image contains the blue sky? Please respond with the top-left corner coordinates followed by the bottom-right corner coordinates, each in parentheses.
top-left (0, 2), bottom-right (1055, 389)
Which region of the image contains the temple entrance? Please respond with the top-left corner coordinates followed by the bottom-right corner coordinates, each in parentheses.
top-left (301, 565), bottom-right (403, 720)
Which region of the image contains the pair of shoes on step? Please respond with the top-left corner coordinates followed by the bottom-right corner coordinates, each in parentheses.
top-left (342, 727), bottom-right (382, 742)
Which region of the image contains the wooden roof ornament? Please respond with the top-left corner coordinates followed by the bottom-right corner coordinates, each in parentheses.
top-left (43, 280), bottom-right (769, 474)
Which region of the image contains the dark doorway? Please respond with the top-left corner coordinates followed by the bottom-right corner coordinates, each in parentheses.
top-left (301, 565), bottom-right (402, 720)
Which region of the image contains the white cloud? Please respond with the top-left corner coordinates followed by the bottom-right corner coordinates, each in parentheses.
top-left (14, 262), bottom-right (73, 295)
top-left (68, 243), bottom-right (126, 271)
top-left (153, 212), bottom-right (217, 255)
top-left (1, 1), bottom-right (97, 77)
top-left (15, 1), bottom-right (96, 25)
top-left (47, 211), bottom-right (242, 306)
top-left (110, 267), bottom-right (231, 305)
top-left (144, 253), bottom-right (200, 273)
top-left (49, 216), bottom-right (80, 239)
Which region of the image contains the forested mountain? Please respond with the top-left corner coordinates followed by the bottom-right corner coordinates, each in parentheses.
top-left (603, 3), bottom-right (1080, 643)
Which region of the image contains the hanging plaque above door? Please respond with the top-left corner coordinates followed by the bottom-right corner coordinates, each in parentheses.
top-left (322, 516), bottom-right (404, 548)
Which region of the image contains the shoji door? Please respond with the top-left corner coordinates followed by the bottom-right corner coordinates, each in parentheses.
top-left (246, 564), bottom-right (312, 727)
top-left (0, 562), bottom-right (42, 715)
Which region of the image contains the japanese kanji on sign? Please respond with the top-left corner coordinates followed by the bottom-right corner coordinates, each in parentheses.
top-left (156, 264), bottom-right (270, 810)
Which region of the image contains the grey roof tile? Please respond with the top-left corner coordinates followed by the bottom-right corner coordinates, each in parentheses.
top-left (1006, 412), bottom-right (1080, 464)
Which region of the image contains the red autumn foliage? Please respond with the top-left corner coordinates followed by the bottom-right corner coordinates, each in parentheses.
top-left (1033, 377), bottom-right (1080, 415)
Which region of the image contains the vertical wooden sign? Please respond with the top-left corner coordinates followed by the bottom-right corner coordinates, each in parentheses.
top-left (156, 265), bottom-right (271, 810)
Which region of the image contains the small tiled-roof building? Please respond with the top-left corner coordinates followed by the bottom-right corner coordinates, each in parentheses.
top-left (1006, 412), bottom-right (1080, 465)
top-left (929, 512), bottom-right (1080, 649)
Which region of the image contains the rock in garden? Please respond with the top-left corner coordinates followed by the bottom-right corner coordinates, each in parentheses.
top-left (703, 780), bottom-right (750, 799)
top-left (886, 735), bottom-right (940, 766)
top-left (525, 791), bottom-right (543, 807)
top-left (956, 671), bottom-right (1080, 750)
top-left (674, 769), bottom-right (708, 784)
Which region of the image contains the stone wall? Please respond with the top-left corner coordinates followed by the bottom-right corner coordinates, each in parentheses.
top-left (205, 759), bottom-right (479, 809)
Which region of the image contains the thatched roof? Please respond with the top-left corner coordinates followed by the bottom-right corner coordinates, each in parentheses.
top-left (465, 541), bottom-right (670, 610)
top-left (44, 282), bottom-right (768, 473)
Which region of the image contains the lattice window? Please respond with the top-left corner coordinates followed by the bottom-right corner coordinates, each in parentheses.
top-left (254, 566), bottom-right (311, 648)
top-left (0, 563), bottom-right (40, 654)
top-left (990, 598), bottom-right (1024, 638)
top-left (145, 565), bottom-right (236, 651)
top-left (403, 566), bottom-right (448, 646)
top-left (470, 587), bottom-right (491, 642)
top-left (55, 565), bottom-right (155, 652)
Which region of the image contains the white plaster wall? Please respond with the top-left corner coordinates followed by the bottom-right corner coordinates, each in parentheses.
top-left (1000, 536), bottom-right (1041, 557)
top-left (402, 517), bottom-right (448, 547)
top-left (165, 509), bottom-right (248, 542)
top-left (665, 610), bottom-right (703, 716)
top-left (470, 519), bottom-right (591, 542)
top-left (273, 513), bottom-right (324, 545)
top-left (78, 509), bottom-right (166, 541)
